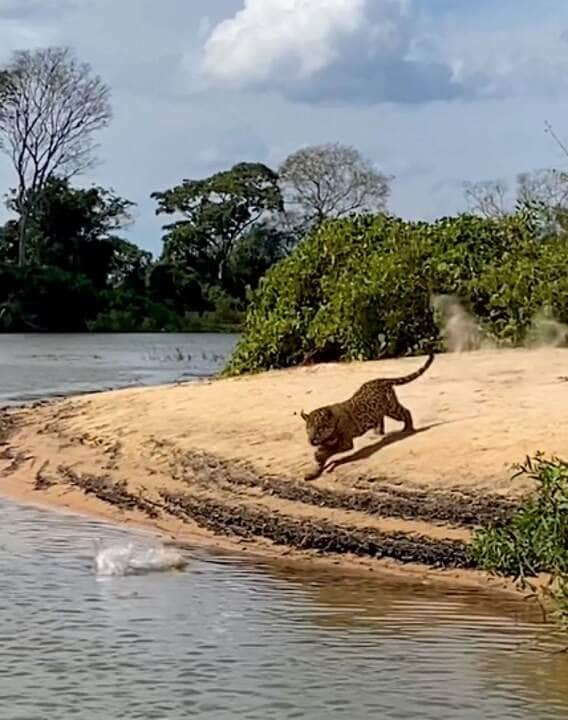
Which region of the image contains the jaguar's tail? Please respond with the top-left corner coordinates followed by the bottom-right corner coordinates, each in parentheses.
top-left (387, 351), bottom-right (435, 386)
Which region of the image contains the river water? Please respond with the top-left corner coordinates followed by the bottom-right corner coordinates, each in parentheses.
top-left (0, 332), bottom-right (239, 405)
top-left (1, 333), bottom-right (568, 719)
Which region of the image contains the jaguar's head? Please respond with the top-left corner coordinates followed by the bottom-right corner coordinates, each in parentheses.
top-left (300, 407), bottom-right (337, 446)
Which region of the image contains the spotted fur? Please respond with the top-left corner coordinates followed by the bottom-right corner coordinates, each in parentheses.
top-left (301, 352), bottom-right (434, 480)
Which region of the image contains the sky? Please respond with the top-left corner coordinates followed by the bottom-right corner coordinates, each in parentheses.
top-left (1, 0), bottom-right (568, 255)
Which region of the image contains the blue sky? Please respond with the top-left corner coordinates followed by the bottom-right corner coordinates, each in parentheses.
top-left (1, 0), bottom-right (568, 255)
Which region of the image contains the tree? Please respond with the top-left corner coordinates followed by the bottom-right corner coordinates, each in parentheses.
top-left (226, 221), bottom-right (294, 300)
top-left (462, 179), bottom-right (509, 219)
top-left (108, 239), bottom-right (152, 293)
top-left (151, 162), bottom-right (283, 284)
top-left (147, 263), bottom-right (206, 313)
top-left (0, 46), bottom-right (111, 266)
top-left (0, 220), bottom-right (17, 264)
top-left (278, 142), bottom-right (391, 228)
top-left (463, 169), bottom-right (568, 229)
top-left (4, 176), bottom-right (134, 287)
top-left (0, 70), bottom-right (11, 102)
top-left (516, 169), bottom-right (568, 228)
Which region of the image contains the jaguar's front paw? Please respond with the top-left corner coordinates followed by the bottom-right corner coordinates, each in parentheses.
top-left (304, 464), bottom-right (323, 481)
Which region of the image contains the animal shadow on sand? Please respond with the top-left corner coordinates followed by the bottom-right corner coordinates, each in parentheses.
top-left (324, 421), bottom-right (447, 474)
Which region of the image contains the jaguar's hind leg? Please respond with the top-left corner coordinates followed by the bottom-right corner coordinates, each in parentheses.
top-left (385, 403), bottom-right (414, 432)
top-left (373, 416), bottom-right (385, 436)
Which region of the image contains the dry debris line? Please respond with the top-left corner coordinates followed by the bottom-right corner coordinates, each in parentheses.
top-left (159, 490), bottom-right (474, 569)
top-left (214, 472), bottom-right (518, 528)
top-left (35, 465), bottom-right (163, 519)
top-left (0, 411), bottom-right (17, 446)
top-left (34, 460), bottom-right (58, 490)
top-left (0, 413), bottom-right (32, 476)
top-left (0, 447), bottom-right (34, 477)
top-left (167, 448), bottom-right (520, 528)
top-left (28, 463), bottom-right (473, 569)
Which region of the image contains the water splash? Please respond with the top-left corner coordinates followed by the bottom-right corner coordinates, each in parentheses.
top-left (94, 539), bottom-right (188, 577)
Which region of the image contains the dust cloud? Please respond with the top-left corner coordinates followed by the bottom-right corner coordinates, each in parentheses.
top-left (526, 311), bottom-right (568, 348)
top-left (430, 295), bottom-right (568, 352)
top-left (431, 295), bottom-right (493, 352)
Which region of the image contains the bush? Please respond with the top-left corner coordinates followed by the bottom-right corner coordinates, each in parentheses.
top-left (225, 212), bottom-right (568, 375)
top-left (469, 455), bottom-right (568, 629)
top-left (469, 455), bottom-right (568, 577)
top-left (205, 286), bottom-right (244, 326)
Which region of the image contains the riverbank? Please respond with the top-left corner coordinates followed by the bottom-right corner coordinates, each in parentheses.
top-left (1, 346), bottom-right (566, 592)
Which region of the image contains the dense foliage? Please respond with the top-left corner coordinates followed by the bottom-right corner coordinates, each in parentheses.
top-left (151, 162), bottom-right (284, 285)
top-left (469, 456), bottom-right (568, 577)
top-left (0, 46), bottom-right (300, 333)
top-left (0, 168), bottom-right (291, 332)
top-left (225, 212), bottom-right (568, 374)
top-left (469, 455), bottom-right (568, 629)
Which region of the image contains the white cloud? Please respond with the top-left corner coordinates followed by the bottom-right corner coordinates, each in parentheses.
top-left (202, 0), bottom-right (367, 84)
top-left (198, 0), bottom-right (466, 104)
top-left (198, 0), bottom-right (568, 105)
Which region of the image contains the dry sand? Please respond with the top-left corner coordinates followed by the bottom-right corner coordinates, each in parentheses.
top-left (1, 346), bottom-right (567, 592)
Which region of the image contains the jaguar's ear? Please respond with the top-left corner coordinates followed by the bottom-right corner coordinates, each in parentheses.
top-left (300, 410), bottom-right (309, 422)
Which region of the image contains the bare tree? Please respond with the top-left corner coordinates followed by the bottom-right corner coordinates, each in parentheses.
top-left (517, 168), bottom-right (568, 233)
top-left (279, 142), bottom-right (391, 228)
top-left (517, 168), bottom-right (568, 209)
top-left (0, 46), bottom-right (111, 266)
top-left (463, 169), bottom-right (568, 231)
top-left (462, 179), bottom-right (510, 219)
top-left (544, 120), bottom-right (568, 160)
top-left (0, 70), bottom-right (11, 98)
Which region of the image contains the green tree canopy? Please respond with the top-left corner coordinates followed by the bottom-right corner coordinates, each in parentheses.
top-left (3, 176), bottom-right (136, 288)
top-left (151, 162), bottom-right (284, 283)
top-left (225, 220), bottom-right (295, 301)
top-left (225, 212), bottom-right (568, 375)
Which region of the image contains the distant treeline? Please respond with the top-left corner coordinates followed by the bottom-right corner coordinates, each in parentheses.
top-left (0, 173), bottom-right (291, 333)
top-left (0, 47), bottom-right (392, 332)
top-left (2, 45), bottom-right (568, 340)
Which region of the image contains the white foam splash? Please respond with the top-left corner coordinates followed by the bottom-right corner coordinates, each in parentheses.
top-left (94, 539), bottom-right (188, 577)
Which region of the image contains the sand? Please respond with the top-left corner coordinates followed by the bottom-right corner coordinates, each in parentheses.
top-left (1, 346), bottom-right (567, 592)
